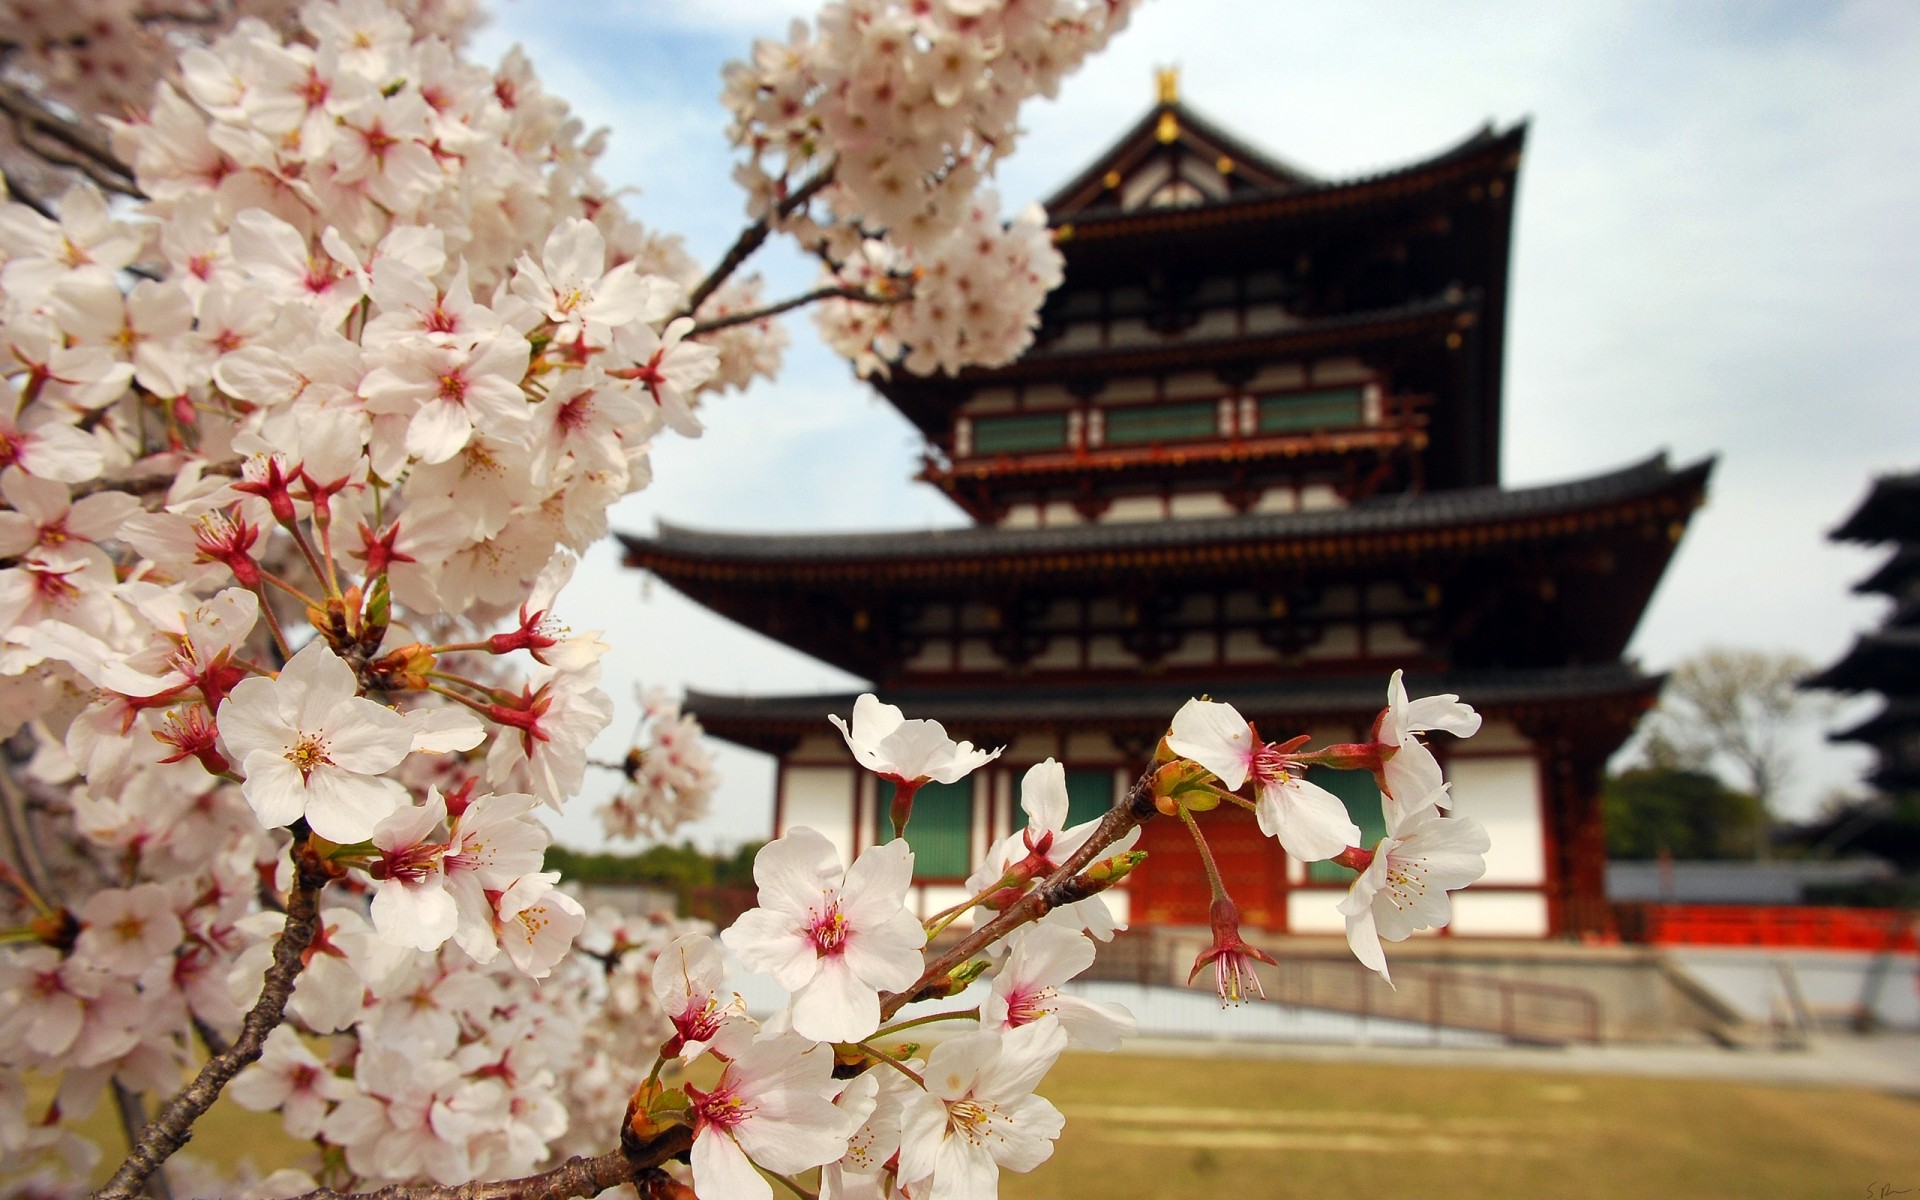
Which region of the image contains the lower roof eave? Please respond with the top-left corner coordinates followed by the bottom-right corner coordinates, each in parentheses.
top-left (685, 662), bottom-right (1660, 756)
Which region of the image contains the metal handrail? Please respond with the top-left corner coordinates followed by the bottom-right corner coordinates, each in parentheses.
top-left (1080, 932), bottom-right (1604, 1045)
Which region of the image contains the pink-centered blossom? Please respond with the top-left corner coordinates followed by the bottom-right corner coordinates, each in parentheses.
top-left (895, 1020), bottom-right (1068, 1200)
top-left (1166, 697), bottom-right (1360, 862)
top-left (220, 639), bottom-right (412, 842)
top-left (650, 932), bottom-right (748, 1063)
top-left (687, 1033), bottom-right (851, 1200)
top-left (984, 924), bottom-right (1133, 1050)
top-left (1337, 801), bottom-right (1491, 985)
top-left (722, 827), bottom-right (925, 1043)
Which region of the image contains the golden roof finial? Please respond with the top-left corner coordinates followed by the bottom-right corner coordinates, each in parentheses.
top-left (1156, 65), bottom-right (1180, 106)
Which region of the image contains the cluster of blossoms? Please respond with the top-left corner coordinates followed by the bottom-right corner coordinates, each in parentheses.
top-left (598, 679), bottom-right (1485, 1200)
top-left (721, 0), bottom-right (1137, 376)
top-left (598, 689), bottom-right (720, 844)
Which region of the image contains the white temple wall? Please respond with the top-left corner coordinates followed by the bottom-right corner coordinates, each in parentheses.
top-left (1446, 754), bottom-right (1547, 886)
top-left (780, 765), bottom-right (858, 860)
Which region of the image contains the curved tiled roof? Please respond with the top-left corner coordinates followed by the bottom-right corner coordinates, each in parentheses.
top-left (1053, 122), bottom-right (1525, 245)
top-left (683, 661), bottom-right (1660, 737)
top-left (620, 453), bottom-right (1712, 571)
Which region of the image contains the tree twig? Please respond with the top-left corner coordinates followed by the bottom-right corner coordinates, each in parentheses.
top-left (0, 168), bottom-right (56, 219)
top-left (92, 850), bottom-right (331, 1200)
top-left (688, 284), bottom-right (895, 336)
top-left (0, 79), bottom-right (141, 196)
top-left (282, 1138), bottom-right (693, 1200)
top-left (679, 166), bottom-right (835, 318)
top-left (879, 766), bottom-right (1160, 1022)
top-left (110, 1083), bottom-right (173, 1200)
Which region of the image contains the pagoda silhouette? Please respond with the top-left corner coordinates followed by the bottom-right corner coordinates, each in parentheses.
top-left (622, 74), bottom-right (1711, 939)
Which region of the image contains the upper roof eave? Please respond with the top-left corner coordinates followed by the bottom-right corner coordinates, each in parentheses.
top-left (1831, 470), bottom-right (1920, 543)
top-left (1041, 99), bottom-right (1322, 215)
top-left (618, 452), bottom-right (1713, 574)
top-left (683, 661), bottom-right (1660, 735)
top-left (1049, 120), bottom-right (1527, 244)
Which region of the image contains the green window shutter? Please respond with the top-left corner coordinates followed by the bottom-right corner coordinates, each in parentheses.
top-left (971, 412), bottom-right (1070, 454)
top-left (1257, 387), bottom-right (1364, 433)
top-left (1063, 769), bottom-right (1114, 828)
top-left (1103, 402), bottom-right (1218, 445)
top-left (878, 779), bottom-right (973, 878)
top-left (1306, 766), bottom-right (1387, 882)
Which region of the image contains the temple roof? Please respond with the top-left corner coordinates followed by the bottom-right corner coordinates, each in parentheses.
top-left (1045, 115), bottom-right (1524, 243)
top-left (1805, 628), bottom-right (1920, 694)
top-left (1044, 98), bottom-right (1321, 218)
top-left (1832, 469), bottom-right (1920, 544)
top-left (620, 454), bottom-right (1710, 680)
top-left (1855, 546), bottom-right (1920, 596)
top-left (683, 662), bottom-right (1661, 754)
top-left (622, 453), bottom-right (1709, 573)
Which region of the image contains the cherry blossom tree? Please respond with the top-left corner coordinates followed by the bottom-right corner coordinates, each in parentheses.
top-left (0, 3), bottom-right (1499, 1200)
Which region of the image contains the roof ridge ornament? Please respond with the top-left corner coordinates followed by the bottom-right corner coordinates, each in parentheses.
top-left (1156, 65), bottom-right (1180, 106)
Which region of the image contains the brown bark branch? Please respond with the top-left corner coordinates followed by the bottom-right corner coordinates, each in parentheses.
top-left (879, 765), bottom-right (1161, 1022)
top-left (679, 166), bottom-right (835, 319)
top-left (1, 168), bottom-right (56, 219)
top-left (0, 79), bottom-right (141, 196)
top-left (280, 1135), bottom-right (693, 1200)
top-left (93, 851), bottom-right (330, 1200)
top-left (687, 284), bottom-right (894, 336)
top-left (110, 1082), bottom-right (173, 1200)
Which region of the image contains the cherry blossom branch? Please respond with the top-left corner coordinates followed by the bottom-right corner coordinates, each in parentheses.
top-left (281, 1139), bottom-right (694, 1200)
top-left (0, 167), bottom-right (55, 218)
top-left (680, 166), bottom-right (835, 318)
top-left (92, 849), bottom-right (332, 1200)
top-left (687, 284), bottom-right (894, 336)
top-left (878, 766), bottom-right (1160, 1022)
top-left (109, 1082), bottom-right (172, 1200)
top-left (0, 79), bottom-right (142, 197)
top-left (0, 759), bottom-right (57, 902)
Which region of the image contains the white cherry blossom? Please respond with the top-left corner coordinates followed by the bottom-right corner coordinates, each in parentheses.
top-left (723, 827), bottom-right (926, 1043)
top-left (220, 640), bottom-right (413, 842)
top-left (1338, 801), bottom-right (1491, 985)
top-left (1373, 670), bottom-right (1483, 826)
top-left (896, 1020), bottom-right (1069, 1200)
top-left (1166, 697), bottom-right (1362, 862)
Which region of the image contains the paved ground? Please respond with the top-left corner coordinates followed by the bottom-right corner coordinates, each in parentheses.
top-left (1114, 1030), bottom-right (1920, 1093)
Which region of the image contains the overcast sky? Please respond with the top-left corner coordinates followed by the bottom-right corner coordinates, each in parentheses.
top-left (469, 1), bottom-right (1920, 849)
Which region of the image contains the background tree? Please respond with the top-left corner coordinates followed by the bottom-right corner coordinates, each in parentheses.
top-left (1636, 648), bottom-right (1832, 858)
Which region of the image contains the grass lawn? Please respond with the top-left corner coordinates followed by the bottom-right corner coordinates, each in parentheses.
top-left (1005, 1050), bottom-right (1920, 1200)
top-left (48, 1048), bottom-right (1920, 1199)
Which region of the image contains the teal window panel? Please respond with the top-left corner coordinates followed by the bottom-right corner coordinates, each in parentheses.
top-left (878, 778), bottom-right (972, 878)
top-left (1103, 402), bottom-right (1218, 445)
top-left (1064, 769), bottom-right (1114, 828)
top-left (971, 412), bottom-right (1069, 454)
top-left (1306, 766), bottom-right (1388, 882)
top-left (1256, 387), bottom-right (1364, 433)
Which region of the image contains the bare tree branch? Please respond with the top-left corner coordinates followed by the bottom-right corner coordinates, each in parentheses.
top-left (110, 1082), bottom-right (173, 1200)
top-left (93, 849), bottom-right (332, 1200)
top-left (281, 1138), bottom-right (694, 1200)
top-left (679, 166), bottom-right (835, 319)
top-left (0, 79), bottom-right (141, 197)
top-left (0, 167), bottom-right (56, 218)
top-left (688, 284), bottom-right (895, 336)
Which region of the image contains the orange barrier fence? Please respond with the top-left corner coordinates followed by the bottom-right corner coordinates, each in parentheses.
top-left (1615, 904), bottom-right (1917, 951)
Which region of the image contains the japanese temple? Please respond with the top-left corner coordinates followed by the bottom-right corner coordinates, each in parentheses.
top-left (621, 77), bottom-right (1712, 940)
top-left (1811, 470), bottom-right (1920, 794)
